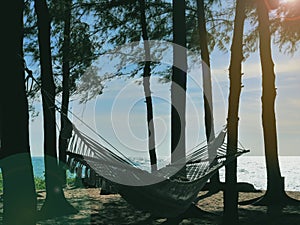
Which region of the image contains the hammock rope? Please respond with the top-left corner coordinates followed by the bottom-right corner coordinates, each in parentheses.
top-left (21, 59), bottom-right (137, 166)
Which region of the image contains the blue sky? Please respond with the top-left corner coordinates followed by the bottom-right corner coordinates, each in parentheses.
top-left (28, 39), bottom-right (300, 159)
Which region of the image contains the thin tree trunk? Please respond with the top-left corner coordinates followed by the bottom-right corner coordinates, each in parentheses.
top-left (171, 0), bottom-right (187, 172)
top-left (196, 0), bottom-right (220, 187)
top-left (0, 1), bottom-right (37, 224)
top-left (34, 0), bottom-right (77, 218)
top-left (35, 0), bottom-right (60, 198)
top-left (223, 0), bottom-right (246, 224)
top-left (139, 0), bottom-right (157, 172)
top-left (257, 0), bottom-right (284, 200)
top-left (59, 0), bottom-right (72, 186)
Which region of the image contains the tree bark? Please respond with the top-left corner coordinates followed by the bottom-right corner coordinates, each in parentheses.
top-left (139, 0), bottom-right (157, 172)
top-left (196, 0), bottom-right (220, 187)
top-left (34, 0), bottom-right (77, 218)
top-left (171, 0), bottom-right (187, 171)
top-left (59, 0), bottom-right (72, 186)
top-left (223, 0), bottom-right (246, 224)
top-left (35, 0), bottom-right (59, 198)
top-left (257, 0), bottom-right (284, 200)
top-left (0, 1), bottom-right (37, 224)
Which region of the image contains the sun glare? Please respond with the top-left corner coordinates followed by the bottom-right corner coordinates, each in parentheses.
top-left (282, 0), bottom-right (297, 3)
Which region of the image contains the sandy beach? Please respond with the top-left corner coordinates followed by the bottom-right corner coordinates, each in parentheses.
top-left (25, 187), bottom-right (300, 225)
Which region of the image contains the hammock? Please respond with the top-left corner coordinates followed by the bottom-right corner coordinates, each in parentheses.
top-left (66, 123), bottom-right (249, 217)
top-left (21, 56), bottom-right (249, 217)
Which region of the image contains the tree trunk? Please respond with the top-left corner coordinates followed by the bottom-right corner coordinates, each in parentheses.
top-left (196, 0), bottom-right (220, 188)
top-left (139, 0), bottom-right (157, 172)
top-left (34, 0), bottom-right (77, 218)
top-left (59, 0), bottom-right (72, 186)
top-left (223, 0), bottom-right (246, 224)
top-left (171, 0), bottom-right (187, 174)
top-left (257, 0), bottom-right (284, 200)
top-left (237, 1), bottom-right (300, 208)
top-left (0, 1), bottom-right (37, 224)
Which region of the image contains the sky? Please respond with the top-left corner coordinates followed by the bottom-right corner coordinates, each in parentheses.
top-left (27, 0), bottom-right (300, 160)
top-left (28, 39), bottom-right (300, 159)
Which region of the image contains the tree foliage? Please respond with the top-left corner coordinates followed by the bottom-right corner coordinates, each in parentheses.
top-left (274, 1), bottom-right (300, 54)
top-left (24, 0), bottom-right (97, 99)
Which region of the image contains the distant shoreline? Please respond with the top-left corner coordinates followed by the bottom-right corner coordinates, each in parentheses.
top-left (26, 156), bottom-right (300, 191)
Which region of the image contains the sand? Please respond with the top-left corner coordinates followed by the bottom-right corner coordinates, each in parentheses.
top-left (33, 187), bottom-right (300, 225)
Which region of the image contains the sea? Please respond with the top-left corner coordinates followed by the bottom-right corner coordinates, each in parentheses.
top-left (31, 156), bottom-right (300, 192)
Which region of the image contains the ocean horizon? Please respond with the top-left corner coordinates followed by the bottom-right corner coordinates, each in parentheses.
top-left (31, 156), bottom-right (300, 192)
